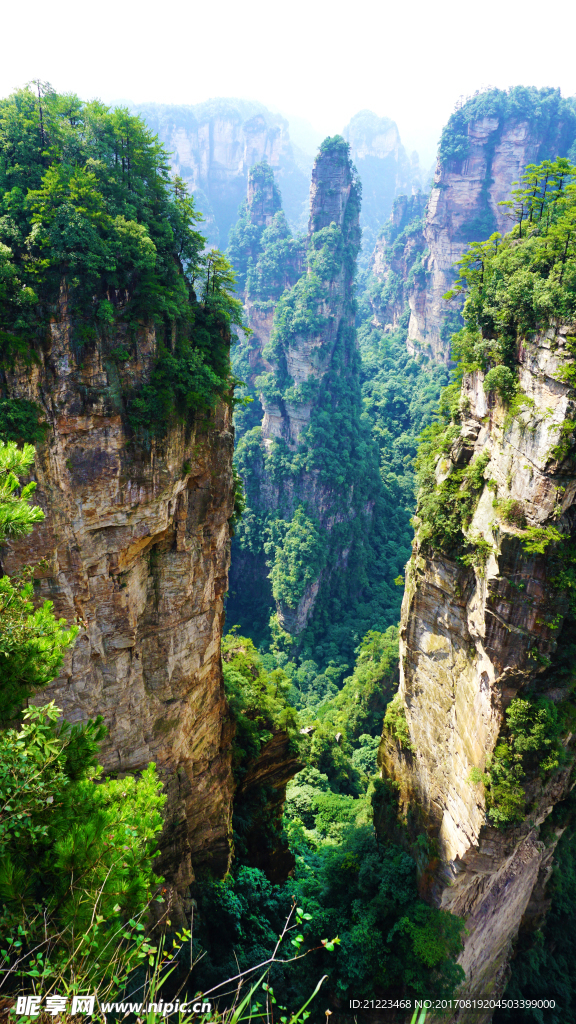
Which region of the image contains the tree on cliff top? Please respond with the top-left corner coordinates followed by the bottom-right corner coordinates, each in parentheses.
top-left (444, 156), bottom-right (576, 368)
top-left (439, 86), bottom-right (576, 166)
top-left (0, 85), bottom-right (245, 436)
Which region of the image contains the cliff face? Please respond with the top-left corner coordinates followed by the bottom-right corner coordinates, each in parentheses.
top-left (408, 118), bottom-right (555, 361)
top-left (381, 325), bottom-right (576, 1018)
top-left (368, 192), bottom-right (427, 331)
top-left (134, 100), bottom-right (309, 246)
top-left (343, 110), bottom-right (421, 260)
top-left (370, 90), bottom-right (576, 362)
top-left (2, 298), bottom-right (236, 899)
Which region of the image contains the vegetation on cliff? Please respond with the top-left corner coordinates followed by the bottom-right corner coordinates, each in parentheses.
top-left (439, 87), bottom-right (576, 166)
top-left (227, 145), bottom-right (410, 665)
top-left (0, 429), bottom-right (166, 1001)
top-left (0, 84), bottom-right (243, 437)
top-left (445, 157), bottom-right (576, 360)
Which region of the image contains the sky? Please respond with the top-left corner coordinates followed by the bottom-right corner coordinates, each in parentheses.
top-left (2, 0), bottom-right (575, 168)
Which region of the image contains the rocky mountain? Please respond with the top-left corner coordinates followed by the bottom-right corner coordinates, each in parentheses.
top-left (381, 326), bottom-right (576, 1015)
top-left (378, 133), bottom-right (576, 1013)
top-left (343, 110), bottom-right (422, 259)
top-left (1, 295), bottom-right (237, 907)
top-left (227, 142), bottom-right (406, 661)
top-left (132, 99), bottom-right (310, 247)
top-left (369, 88), bottom-right (576, 361)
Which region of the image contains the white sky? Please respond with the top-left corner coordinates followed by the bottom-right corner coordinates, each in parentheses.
top-left (2, 0), bottom-right (576, 168)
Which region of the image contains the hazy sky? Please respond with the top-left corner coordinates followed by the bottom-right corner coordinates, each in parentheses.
top-left (2, 0), bottom-right (575, 168)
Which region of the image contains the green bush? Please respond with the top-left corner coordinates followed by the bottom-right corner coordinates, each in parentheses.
top-left (383, 692), bottom-right (414, 751)
top-left (222, 631), bottom-right (299, 779)
top-left (0, 703), bottom-right (165, 995)
top-left (485, 696), bottom-right (568, 828)
top-left (483, 365), bottom-right (518, 401)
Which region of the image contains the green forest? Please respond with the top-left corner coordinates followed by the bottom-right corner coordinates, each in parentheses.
top-left (3, 77), bottom-right (576, 1024)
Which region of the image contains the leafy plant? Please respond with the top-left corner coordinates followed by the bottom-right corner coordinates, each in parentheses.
top-left (383, 692), bottom-right (414, 751)
top-left (0, 704), bottom-right (165, 998)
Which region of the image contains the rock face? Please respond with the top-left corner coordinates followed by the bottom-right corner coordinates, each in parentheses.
top-left (369, 89), bottom-right (576, 362)
top-left (134, 99), bottom-right (309, 246)
top-left (2, 296), bottom-right (236, 896)
top-left (343, 110), bottom-right (421, 259)
top-left (234, 729), bottom-right (303, 883)
top-left (368, 192), bottom-right (427, 331)
top-left (381, 325), bottom-right (576, 1019)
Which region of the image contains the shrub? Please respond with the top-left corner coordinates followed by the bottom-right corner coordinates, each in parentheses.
top-left (483, 365), bottom-right (518, 402)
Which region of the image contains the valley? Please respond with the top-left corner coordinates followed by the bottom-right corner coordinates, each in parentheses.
top-left (1, 82), bottom-right (576, 1024)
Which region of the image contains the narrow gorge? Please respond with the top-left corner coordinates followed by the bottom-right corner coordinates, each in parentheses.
top-left (2, 81), bottom-right (576, 1024)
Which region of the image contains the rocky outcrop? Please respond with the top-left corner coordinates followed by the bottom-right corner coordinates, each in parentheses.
top-left (380, 325), bottom-right (576, 1019)
top-left (134, 99), bottom-right (309, 246)
top-left (367, 90), bottom-right (576, 362)
top-left (403, 92), bottom-right (576, 362)
top-left (343, 110), bottom-right (421, 258)
top-left (369, 192), bottom-right (427, 331)
top-left (234, 730), bottom-right (303, 883)
top-left (2, 296), bottom-right (236, 898)
top-left (228, 139), bottom-right (374, 641)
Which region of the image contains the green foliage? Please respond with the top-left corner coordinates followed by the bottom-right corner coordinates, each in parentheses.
top-left (228, 150), bottom-right (409, 664)
top-left (268, 508), bottom-right (327, 609)
top-left (0, 439), bottom-right (44, 541)
top-left (193, 624), bottom-right (466, 1009)
top-left (439, 87), bottom-right (576, 166)
top-left (227, 163), bottom-right (303, 302)
top-left (0, 440), bottom-right (78, 718)
top-left (460, 535), bottom-right (495, 575)
top-left (286, 826), bottom-right (465, 1003)
top-left (0, 568), bottom-right (78, 720)
top-left (484, 696), bottom-right (568, 828)
top-left (0, 703), bottom-right (165, 993)
top-left (445, 157), bottom-right (576, 363)
top-left (0, 85), bottom-right (244, 436)
top-left (358, 317), bottom-right (450, 512)
top-left (495, 497), bottom-right (527, 528)
top-left (0, 399), bottom-right (47, 445)
top-left (483, 364), bottom-right (518, 401)
top-left (383, 692), bottom-right (414, 751)
top-left (415, 438), bottom-right (491, 556)
top-left (520, 524), bottom-right (563, 554)
top-left (222, 632), bottom-right (299, 780)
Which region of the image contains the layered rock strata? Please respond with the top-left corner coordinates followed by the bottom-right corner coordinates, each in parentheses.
top-left (381, 325), bottom-right (576, 1019)
top-left (2, 297), bottom-right (236, 893)
top-left (407, 116), bottom-right (554, 361)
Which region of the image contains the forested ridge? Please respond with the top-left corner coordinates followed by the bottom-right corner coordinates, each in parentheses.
top-left (3, 78), bottom-right (576, 1024)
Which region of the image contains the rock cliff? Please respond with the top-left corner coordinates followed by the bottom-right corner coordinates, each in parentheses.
top-left (380, 324), bottom-right (576, 1019)
top-left (1, 297), bottom-right (236, 900)
top-left (134, 99), bottom-right (309, 246)
top-left (370, 88), bottom-right (576, 362)
top-left (368, 192), bottom-right (428, 331)
top-left (343, 110), bottom-right (421, 260)
top-left (228, 139), bottom-right (394, 651)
